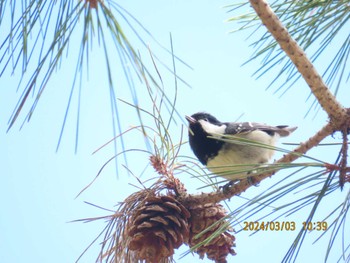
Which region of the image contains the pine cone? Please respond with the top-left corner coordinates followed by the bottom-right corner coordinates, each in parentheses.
top-left (189, 203), bottom-right (236, 263)
top-left (127, 194), bottom-right (191, 262)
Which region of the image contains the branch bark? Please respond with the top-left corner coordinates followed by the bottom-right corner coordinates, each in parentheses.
top-left (249, 0), bottom-right (347, 127)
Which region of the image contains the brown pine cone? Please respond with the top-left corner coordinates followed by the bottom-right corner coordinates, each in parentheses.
top-left (127, 195), bottom-right (191, 262)
top-left (189, 203), bottom-right (236, 263)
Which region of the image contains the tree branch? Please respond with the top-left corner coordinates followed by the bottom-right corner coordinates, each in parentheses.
top-left (249, 0), bottom-right (346, 127)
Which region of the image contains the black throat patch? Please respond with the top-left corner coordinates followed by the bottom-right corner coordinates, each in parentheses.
top-left (188, 122), bottom-right (224, 165)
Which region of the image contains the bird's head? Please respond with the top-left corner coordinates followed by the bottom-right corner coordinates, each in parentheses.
top-left (185, 112), bottom-right (225, 136)
top-left (185, 112), bottom-right (221, 126)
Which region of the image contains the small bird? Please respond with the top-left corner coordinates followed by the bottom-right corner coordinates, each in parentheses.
top-left (186, 112), bottom-right (297, 181)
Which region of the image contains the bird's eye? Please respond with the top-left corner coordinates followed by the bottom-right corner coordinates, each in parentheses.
top-left (203, 118), bottom-right (209, 122)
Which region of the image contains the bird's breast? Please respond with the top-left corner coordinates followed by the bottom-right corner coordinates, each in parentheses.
top-left (206, 132), bottom-right (277, 180)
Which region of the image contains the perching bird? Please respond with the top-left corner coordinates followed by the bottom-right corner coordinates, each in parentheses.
top-left (186, 112), bottom-right (297, 180)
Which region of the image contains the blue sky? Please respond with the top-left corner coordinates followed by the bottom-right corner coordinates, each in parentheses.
top-left (1, 1), bottom-right (349, 262)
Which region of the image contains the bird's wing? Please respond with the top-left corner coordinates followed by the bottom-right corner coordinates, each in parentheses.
top-left (225, 122), bottom-right (297, 137)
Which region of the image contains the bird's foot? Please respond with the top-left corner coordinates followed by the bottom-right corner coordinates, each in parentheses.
top-left (221, 180), bottom-right (239, 195)
top-left (247, 175), bottom-right (260, 186)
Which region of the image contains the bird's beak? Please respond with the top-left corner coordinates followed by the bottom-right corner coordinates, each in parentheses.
top-left (185, 115), bottom-right (196, 124)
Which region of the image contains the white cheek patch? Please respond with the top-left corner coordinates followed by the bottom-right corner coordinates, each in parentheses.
top-left (198, 120), bottom-right (226, 135)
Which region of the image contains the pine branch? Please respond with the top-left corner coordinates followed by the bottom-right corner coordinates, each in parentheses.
top-left (248, 0), bottom-right (347, 127)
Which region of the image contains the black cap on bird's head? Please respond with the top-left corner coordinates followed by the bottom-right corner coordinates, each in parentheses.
top-left (185, 112), bottom-right (222, 126)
